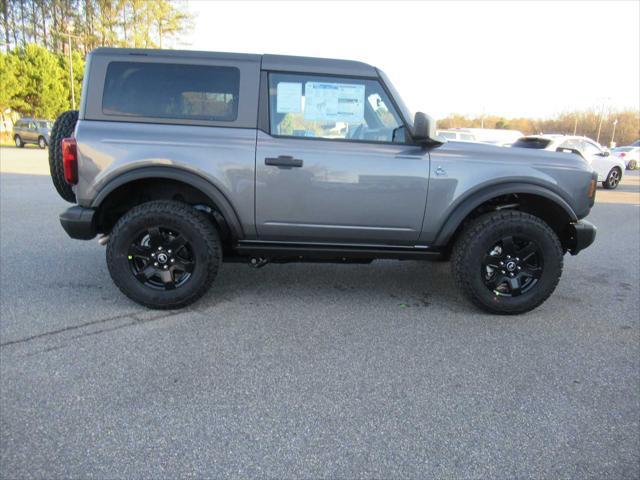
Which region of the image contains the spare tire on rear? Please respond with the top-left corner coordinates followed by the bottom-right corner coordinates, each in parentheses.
top-left (49, 110), bottom-right (79, 203)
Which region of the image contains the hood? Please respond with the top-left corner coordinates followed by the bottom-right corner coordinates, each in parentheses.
top-left (434, 140), bottom-right (592, 172)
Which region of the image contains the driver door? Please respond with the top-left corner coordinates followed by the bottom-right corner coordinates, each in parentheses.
top-left (255, 72), bottom-right (429, 245)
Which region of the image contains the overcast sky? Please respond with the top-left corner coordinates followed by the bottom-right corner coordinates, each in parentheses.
top-left (185, 0), bottom-right (639, 120)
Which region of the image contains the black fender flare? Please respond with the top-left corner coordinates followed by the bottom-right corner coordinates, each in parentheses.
top-left (432, 182), bottom-right (578, 246)
top-left (91, 166), bottom-right (244, 239)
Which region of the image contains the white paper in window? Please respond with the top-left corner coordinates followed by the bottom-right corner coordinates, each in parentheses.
top-left (276, 82), bottom-right (302, 113)
top-left (304, 82), bottom-right (365, 122)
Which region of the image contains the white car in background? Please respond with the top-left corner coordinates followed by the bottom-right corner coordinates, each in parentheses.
top-left (512, 135), bottom-right (626, 189)
top-left (611, 146), bottom-right (639, 170)
top-left (454, 128), bottom-right (524, 146)
top-left (436, 129), bottom-right (478, 142)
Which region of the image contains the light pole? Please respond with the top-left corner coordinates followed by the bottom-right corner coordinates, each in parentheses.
top-left (610, 119), bottom-right (618, 147)
top-left (54, 28), bottom-right (83, 110)
top-left (596, 98), bottom-right (610, 144)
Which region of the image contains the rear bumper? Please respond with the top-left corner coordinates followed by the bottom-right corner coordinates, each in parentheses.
top-left (60, 206), bottom-right (97, 240)
top-left (567, 220), bottom-right (597, 255)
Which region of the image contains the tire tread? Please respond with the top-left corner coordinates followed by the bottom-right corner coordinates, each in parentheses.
top-left (451, 210), bottom-right (563, 314)
top-left (106, 200), bottom-right (221, 309)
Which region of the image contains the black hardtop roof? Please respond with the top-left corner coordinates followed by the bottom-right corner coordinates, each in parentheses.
top-left (90, 48), bottom-right (378, 77)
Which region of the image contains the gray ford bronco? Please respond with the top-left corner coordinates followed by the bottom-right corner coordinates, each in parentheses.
top-left (50, 48), bottom-right (597, 314)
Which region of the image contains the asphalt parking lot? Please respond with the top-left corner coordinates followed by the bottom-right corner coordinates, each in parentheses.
top-left (1, 146), bottom-right (639, 479)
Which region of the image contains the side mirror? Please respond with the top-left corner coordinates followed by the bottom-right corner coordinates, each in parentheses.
top-left (412, 112), bottom-right (444, 145)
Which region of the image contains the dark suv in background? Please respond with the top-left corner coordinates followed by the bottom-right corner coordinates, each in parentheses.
top-left (13, 118), bottom-right (52, 149)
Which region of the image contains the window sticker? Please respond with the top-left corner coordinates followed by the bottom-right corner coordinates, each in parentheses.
top-left (304, 82), bottom-right (365, 122)
top-left (276, 82), bottom-right (302, 113)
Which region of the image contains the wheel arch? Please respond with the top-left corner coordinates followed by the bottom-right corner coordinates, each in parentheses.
top-left (433, 182), bottom-right (578, 249)
top-left (91, 167), bottom-right (244, 240)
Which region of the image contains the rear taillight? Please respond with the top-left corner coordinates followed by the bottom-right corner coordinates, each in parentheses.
top-left (619, 152), bottom-right (626, 158)
top-left (61, 137), bottom-right (78, 185)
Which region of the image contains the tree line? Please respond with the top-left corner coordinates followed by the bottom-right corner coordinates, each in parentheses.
top-left (438, 109), bottom-right (639, 147)
top-left (0, 0), bottom-right (192, 125)
top-left (1, 0), bottom-right (192, 53)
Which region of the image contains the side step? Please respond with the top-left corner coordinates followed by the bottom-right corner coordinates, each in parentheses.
top-left (234, 241), bottom-right (444, 262)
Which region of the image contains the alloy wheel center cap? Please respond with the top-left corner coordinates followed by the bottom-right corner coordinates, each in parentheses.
top-left (506, 261), bottom-right (517, 272)
top-left (157, 252), bottom-right (169, 264)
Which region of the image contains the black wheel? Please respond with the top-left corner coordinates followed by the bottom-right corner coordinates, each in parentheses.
top-left (106, 200), bottom-right (221, 309)
top-left (38, 136), bottom-right (47, 149)
top-left (14, 135), bottom-right (24, 148)
top-left (451, 211), bottom-right (563, 315)
top-left (627, 160), bottom-right (637, 170)
top-left (602, 167), bottom-right (621, 189)
top-left (49, 110), bottom-right (78, 203)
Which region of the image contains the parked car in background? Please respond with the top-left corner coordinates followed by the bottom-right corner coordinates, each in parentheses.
top-left (13, 118), bottom-right (52, 148)
top-left (436, 129), bottom-right (478, 142)
top-left (611, 146), bottom-right (639, 170)
top-left (453, 128), bottom-right (524, 147)
top-left (512, 135), bottom-right (626, 189)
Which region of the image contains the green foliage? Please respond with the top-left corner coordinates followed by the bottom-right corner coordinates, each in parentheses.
top-left (0, 44), bottom-right (84, 118)
top-left (0, 1), bottom-right (192, 119)
top-left (0, 52), bottom-right (21, 111)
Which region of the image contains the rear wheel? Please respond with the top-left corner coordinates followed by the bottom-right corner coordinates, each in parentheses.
top-left (602, 167), bottom-right (621, 189)
top-left (452, 210), bottom-right (563, 314)
top-left (48, 110), bottom-right (78, 203)
top-left (106, 200), bottom-right (221, 309)
top-left (14, 135), bottom-right (23, 148)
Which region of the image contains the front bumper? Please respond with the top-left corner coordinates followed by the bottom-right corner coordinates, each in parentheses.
top-left (567, 220), bottom-right (597, 255)
top-left (60, 206), bottom-right (97, 240)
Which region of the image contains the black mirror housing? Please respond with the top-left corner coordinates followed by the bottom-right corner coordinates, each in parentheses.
top-left (412, 112), bottom-right (444, 145)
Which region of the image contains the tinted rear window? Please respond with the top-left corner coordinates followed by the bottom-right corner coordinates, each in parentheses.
top-left (102, 62), bottom-right (240, 122)
top-left (512, 138), bottom-right (552, 149)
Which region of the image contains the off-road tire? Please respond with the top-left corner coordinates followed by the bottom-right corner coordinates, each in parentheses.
top-left (106, 200), bottom-right (221, 309)
top-left (451, 210), bottom-right (563, 315)
top-left (49, 110), bottom-right (78, 202)
top-left (602, 167), bottom-right (622, 190)
top-left (14, 135), bottom-right (24, 148)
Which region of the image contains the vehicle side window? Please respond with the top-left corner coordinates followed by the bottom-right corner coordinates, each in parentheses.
top-left (102, 61), bottom-right (240, 122)
top-left (460, 134), bottom-right (474, 141)
top-left (559, 139), bottom-right (579, 149)
top-left (581, 141), bottom-right (601, 156)
top-left (439, 132), bottom-right (456, 139)
top-left (268, 73), bottom-right (407, 144)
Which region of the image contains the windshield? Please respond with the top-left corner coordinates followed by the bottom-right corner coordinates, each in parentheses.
top-left (613, 147), bottom-right (633, 152)
top-left (378, 69), bottom-right (413, 129)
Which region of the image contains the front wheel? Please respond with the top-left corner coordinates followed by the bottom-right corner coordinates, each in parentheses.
top-left (14, 135), bottom-right (23, 148)
top-left (106, 200), bottom-right (221, 309)
top-left (626, 160), bottom-right (637, 170)
top-left (38, 136), bottom-right (47, 149)
top-left (451, 211), bottom-right (563, 315)
top-left (602, 167), bottom-right (622, 189)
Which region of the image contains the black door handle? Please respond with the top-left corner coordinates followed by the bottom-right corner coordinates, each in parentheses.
top-left (265, 155), bottom-right (303, 168)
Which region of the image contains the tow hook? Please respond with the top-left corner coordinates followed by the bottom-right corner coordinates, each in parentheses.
top-left (97, 235), bottom-right (109, 246)
top-left (249, 257), bottom-right (268, 268)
